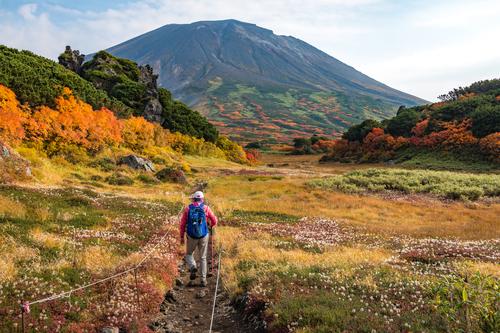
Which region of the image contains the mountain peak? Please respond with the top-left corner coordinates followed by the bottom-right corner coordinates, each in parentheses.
top-left (104, 20), bottom-right (426, 142)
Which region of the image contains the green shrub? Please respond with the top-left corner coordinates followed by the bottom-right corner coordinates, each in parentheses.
top-left (310, 168), bottom-right (500, 201)
top-left (89, 157), bottom-right (116, 172)
top-left (106, 172), bottom-right (134, 186)
top-left (155, 165), bottom-right (187, 184)
top-left (342, 119), bottom-right (381, 142)
top-left (137, 173), bottom-right (159, 184)
top-left (159, 88), bottom-right (219, 142)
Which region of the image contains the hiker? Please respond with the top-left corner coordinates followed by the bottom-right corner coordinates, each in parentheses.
top-left (179, 191), bottom-right (217, 287)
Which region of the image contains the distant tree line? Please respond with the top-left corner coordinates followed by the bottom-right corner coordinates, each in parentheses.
top-left (324, 79), bottom-right (500, 164)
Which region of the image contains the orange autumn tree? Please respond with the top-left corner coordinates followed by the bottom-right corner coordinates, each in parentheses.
top-left (26, 87), bottom-right (122, 153)
top-left (479, 132), bottom-right (500, 162)
top-left (0, 84), bottom-right (28, 144)
top-left (421, 120), bottom-right (477, 149)
top-left (121, 116), bottom-right (156, 151)
top-left (88, 107), bottom-right (123, 151)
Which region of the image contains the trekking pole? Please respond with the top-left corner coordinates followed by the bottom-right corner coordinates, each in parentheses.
top-left (209, 245), bottom-right (222, 333)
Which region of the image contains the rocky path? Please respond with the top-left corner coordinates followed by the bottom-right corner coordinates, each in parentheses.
top-left (149, 242), bottom-right (262, 333)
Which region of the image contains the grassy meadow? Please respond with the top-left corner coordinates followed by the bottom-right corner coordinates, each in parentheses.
top-left (0, 152), bottom-right (499, 332)
top-left (210, 155), bottom-right (499, 332)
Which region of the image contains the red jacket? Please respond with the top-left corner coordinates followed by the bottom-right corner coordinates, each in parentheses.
top-left (179, 202), bottom-right (218, 239)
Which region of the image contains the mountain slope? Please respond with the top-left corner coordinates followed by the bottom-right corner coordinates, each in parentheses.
top-left (104, 19), bottom-right (426, 142)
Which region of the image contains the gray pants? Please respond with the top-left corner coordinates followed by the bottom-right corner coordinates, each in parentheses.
top-left (185, 235), bottom-right (209, 280)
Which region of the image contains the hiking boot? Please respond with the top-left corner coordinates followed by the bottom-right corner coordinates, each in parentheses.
top-left (189, 267), bottom-right (197, 280)
top-left (200, 279), bottom-right (207, 287)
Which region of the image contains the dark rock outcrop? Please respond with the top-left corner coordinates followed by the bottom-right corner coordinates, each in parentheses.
top-left (140, 64), bottom-right (164, 123)
top-left (80, 50), bottom-right (218, 142)
top-left (118, 155), bottom-right (155, 172)
top-left (80, 52), bottom-right (164, 123)
top-left (58, 46), bottom-right (84, 74)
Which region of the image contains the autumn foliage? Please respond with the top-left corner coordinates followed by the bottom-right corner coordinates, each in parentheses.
top-left (326, 79), bottom-right (500, 164)
top-left (121, 116), bottom-right (155, 151)
top-left (0, 84), bottom-right (250, 163)
top-left (0, 84), bottom-right (27, 144)
top-left (25, 88), bottom-right (123, 154)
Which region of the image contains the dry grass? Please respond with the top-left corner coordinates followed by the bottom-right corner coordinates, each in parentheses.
top-left (457, 261), bottom-right (500, 278)
top-left (31, 228), bottom-right (66, 249)
top-left (0, 195), bottom-right (26, 218)
top-left (0, 236), bottom-right (38, 282)
top-left (260, 153), bottom-right (387, 175)
top-left (217, 226), bottom-right (393, 294)
top-left (209, 176), bottom-right (500, 240)
top-left (77, 245), bottom-right (119, 275)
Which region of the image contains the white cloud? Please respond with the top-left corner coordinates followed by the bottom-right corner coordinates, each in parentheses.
top-left (18, 3), bottom-right (38, 20)
top-left (0, 0), bottom-right (499, 101)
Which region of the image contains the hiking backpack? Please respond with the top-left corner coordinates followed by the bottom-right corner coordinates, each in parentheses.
top-left (186, 203), bottom-right (208, 239)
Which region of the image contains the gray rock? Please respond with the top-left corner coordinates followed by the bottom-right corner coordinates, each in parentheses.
top-left (143, 98), bottom-right (163, 123)
top-left (58, 46), bottom-right (84, 74)
top-left (118, 155), bottom-right (155, 172)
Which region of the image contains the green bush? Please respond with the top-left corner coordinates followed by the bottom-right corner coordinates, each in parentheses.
top-left (310, 168), bottom-right (500, 201)
top-left (386, 108), bottom-right (422, 137)
top-left (106, 172), bottom-right (134, 186)
top-left (342, 119), bottom-right (381, 142)
top-left (88, 157), bottom-right (116, 172)
top-left (470, 104), bottom-right (500, 138)
top-left (159, 88), bottom-right (219, 142)
top-left (137, 173), bottom-right (159, 184)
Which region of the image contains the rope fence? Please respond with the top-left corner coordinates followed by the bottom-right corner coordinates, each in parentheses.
top-left (16, 199), bottom-right (226, 333)
top-left (18, 206), bottom-right (186, 333)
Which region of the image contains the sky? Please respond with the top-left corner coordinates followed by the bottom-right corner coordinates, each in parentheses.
top-left (1, 0), bottom-right (499, 101)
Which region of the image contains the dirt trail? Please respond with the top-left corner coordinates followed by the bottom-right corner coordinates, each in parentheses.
top-left (149, 240), bottom-right (262, 333)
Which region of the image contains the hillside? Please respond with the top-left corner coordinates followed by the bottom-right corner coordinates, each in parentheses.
top-left (322, 78), bottom-right (500, 170)
top-left (0, 45), bottom-right (222, 143)
top-left (103, 19), bottom-right (427, 142)
top-left (79, 49), bottom-right (219, 142)
top-left (0, 45), bottom-right (131, 117)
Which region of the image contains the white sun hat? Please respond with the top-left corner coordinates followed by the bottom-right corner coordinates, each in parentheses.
top-left (191, 191), bottom-right (204, 199)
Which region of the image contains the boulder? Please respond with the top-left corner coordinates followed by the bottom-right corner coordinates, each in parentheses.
top-left (118, 155), bottom-right (155, 172)
top-left (155, 167), bottom-right (187, 184)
